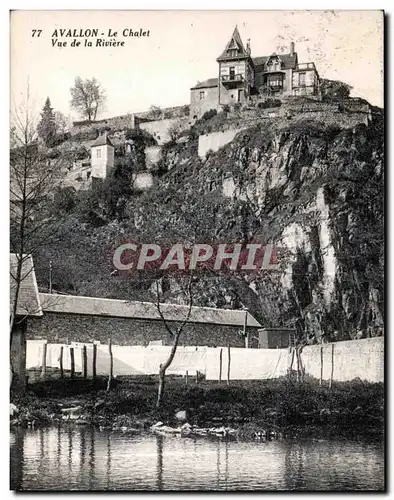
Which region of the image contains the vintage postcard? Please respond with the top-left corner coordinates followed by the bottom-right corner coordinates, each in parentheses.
top-left (9, 10), bottom-right (384, 492)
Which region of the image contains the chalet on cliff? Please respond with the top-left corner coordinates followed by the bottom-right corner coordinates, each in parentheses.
top-left (190, 26), bottom-right (320, 117)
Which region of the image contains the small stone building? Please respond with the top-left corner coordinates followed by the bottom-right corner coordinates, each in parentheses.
top-left (27, 293), bottom-right (263, 348)
top-left (10, 254), bottom-right (43, 392)
top-left (90, 131), bottom-right (114, 179)
top-left (258, 328), bottom-right (295, 349)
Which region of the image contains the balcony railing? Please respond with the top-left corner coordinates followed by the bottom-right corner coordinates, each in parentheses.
top-left (296, 62), bottom-right (316, 71)
top-left (264, 65), bottom-right (283, 73)
top-left (221, 74), bottom-right (244, 83)
top-left (262, 82), bottom-right (284, 90)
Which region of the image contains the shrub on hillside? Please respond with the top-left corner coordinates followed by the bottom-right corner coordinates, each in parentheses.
top-left (46, 147), bottom-right (61, 159)
top-left (320, 78), bottom-right (352, 101)
top-left (257, 99), bottom-right (282, 109)
top-left (125, 127), bottom-right (156, 147)
top-left (98, 126), bottom-right (112, 135)
top-left (147, 105), bottom-right (163, 120)
top-left (73, 145), bottom-right (90, 160)
top-left (180, 104), bottom-right (190, 116)
top-left (51, 131), bottom-right (71, 147)
top-left (72, 128), bottom-right (100, 142)
top-left (53, 186), bottom-right (77, 214)
top-left (201, 109), bottom-right (218, 121)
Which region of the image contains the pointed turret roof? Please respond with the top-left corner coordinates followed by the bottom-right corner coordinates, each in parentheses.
top-left (91, 133), bottom-right (114, 148)
top-left (217, 26), bottom-right (250, 61)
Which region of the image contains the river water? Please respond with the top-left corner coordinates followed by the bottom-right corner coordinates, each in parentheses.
top-left (10, 426), bottom-right (384, 491)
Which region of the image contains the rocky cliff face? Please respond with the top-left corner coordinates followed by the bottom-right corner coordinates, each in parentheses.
top-left (124, 115), bottom-right (384, 343)
top-left (35, 111), bottom-right (384, 344)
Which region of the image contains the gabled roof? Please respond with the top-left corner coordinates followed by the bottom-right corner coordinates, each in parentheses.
top-left (253, 52), bottom-right (298, 70)
top-left (191, 78), bottom-right (219, 90)
top-left (91, 134), bottom-right (114, 148)
top-left (39, 293), bottom-right (263, 328)
top-left (217, 26), bottom-right (250, 61)
top-left (10, 254), bottom-right (43, 318)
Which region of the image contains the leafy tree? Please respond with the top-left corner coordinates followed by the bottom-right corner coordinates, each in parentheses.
top-left (37, 97), bottom-right (56, 146)
top-left (70, 77), bottom-right (106, 122)
top-left (320, 79), bottom-right (353, 100)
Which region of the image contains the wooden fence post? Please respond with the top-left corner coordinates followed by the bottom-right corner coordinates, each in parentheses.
top-left (185, 370), bottom-right (188, 385)
top-left (59, 346), bottom-right (64, 379)
top-left (319, 345), bottom-right (323, 386)
top-left (107, 338), bottom-right (113, 391)
top-left (227, 344), bottom-right (231, 386)
top-left (196, 370), bottom-right (199, 384)
top-left (219, 348), bottom-right (223, 383)
top-left (243, 311), bottom-right (248, 348)
top-left (40, 342), bottom-right (47, 380)
top-left (70, 347), bottom-right (75, 379)
top-left (92, 343), bottom-right (97, 380)
top-left (288, 347), bottom-right (295, 379)
top-left (82, 345), bottom-right (87, 379)
top-left (329, 343), bottom-right (335, 389)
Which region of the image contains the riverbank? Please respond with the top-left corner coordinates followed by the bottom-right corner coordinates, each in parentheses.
top-left (10, 376), bottom-right (384, 440)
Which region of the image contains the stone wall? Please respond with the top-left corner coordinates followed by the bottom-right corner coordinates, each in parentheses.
top-left (27, 336), bottom-right (383, 382)
top-left (300, 337), bottom-right (384, 383)
top-left (71, 105), bottom-right (189, 137)
top-left (71, 115), bottom-right (134, 136)
top-left (138, 117), bottom-right (190, 145)
top-left (133, 172), bottom-right (154, 191)
top-left (206, 337), bottom-right (384, 382)
top-left (198, 128), bottom-right (246, 158)
top-left (27, 312), bottom-right (259, 348)
top-left (145, 146), bottom-right (162, 169)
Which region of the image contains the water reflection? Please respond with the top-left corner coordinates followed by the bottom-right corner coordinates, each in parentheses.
top-left (10, 426), bottom-right (384, 491)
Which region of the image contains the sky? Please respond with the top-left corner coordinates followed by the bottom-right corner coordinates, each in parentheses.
top-left (10, 10), bottom-right (384, 121)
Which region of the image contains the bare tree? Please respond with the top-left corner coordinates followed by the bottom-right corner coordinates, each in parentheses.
top-left (10, 85), bottom-right (63, 392)
top-left (54, 110), bottom-right (71, 135)
top-left (70, 76), bottom-right (106, 122)
top-left (155, 273), bottom-right (193, 408)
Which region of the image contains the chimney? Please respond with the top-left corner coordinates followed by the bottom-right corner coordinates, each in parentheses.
top-left (290, 41), bottom-right (295, 56)
top-left (246, 38), bottom-right (251, 56)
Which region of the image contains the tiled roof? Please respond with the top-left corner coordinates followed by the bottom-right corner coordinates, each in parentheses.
top-left (91, 134), bottom-right (114, 148)
top-left (191, 78), bottom-right (219, 90)
top-left (217, 26), bottom-right (249, 61)
top-left (39, 293), bottom-right (262, 328)
top-left (10, 254), bottom-right (43, 318)
top-left (253, 53), bottom-right (298, 70)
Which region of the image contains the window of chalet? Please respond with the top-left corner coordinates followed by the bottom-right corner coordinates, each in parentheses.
top-left (299, 72), bottom-right (306, 86)
top-left (267, 73), bottom-right (283, 88)
top-left (199, 91), bottom-right (205, 100)
top-left (96, 149), bottom-right (101, 158)
top-left (267, 58), bottom-right (281, 72)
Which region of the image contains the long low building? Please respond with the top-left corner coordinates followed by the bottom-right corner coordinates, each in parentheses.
top-left (27, 292), bottom-right (263, 348)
